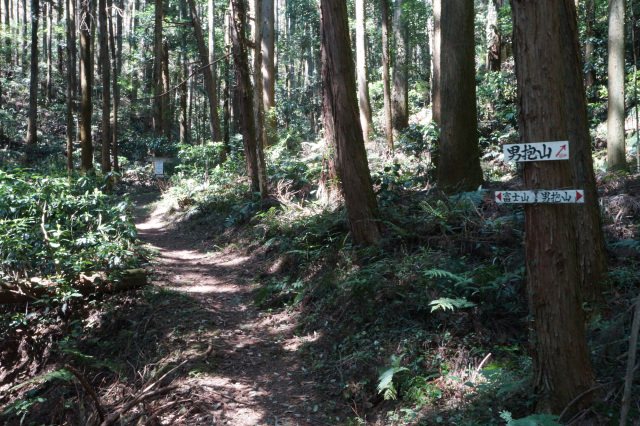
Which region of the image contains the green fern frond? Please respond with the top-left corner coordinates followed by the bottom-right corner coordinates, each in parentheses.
top-left (429, 297), bottom-right (476, 312)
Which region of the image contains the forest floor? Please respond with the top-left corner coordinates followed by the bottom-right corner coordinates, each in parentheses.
top-left (132, 188), bottom-right (344, 425)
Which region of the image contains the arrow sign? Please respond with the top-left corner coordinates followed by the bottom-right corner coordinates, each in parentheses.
top-left (495, 190), bottom-right (584, 204)
top-left (503, 141), bottom-right (570, 162)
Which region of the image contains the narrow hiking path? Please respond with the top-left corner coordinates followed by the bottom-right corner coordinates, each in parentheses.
top-left (133, 190), bottom-right (341, 425)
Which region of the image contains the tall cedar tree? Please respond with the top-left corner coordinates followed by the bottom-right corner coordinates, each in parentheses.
top-left (262, 0), bottom-right (276, 145)
top-left (320, 0), bottom-right (381, 246)
top-left (355, 0), bottom-right (371, 142)
top-left (100, 0), bottom-right (111, 173)
top-left (80, 0), bottom-right (93, 172)
top-left (252, 0), bottom-right (269, 199)
top-left (65, 0), bottom-right (75, 171)
top-left (607, 0), bottom-right (626, 170)
top-left (391, 0), bottom-right (408, 139)
top-left (512, 0), bottom-right (596, 414)
top-left (230, 0), bottom-right (265, 198)
top-left (24, 0), bottom-right (39, 162)
top-left (381, 0), bottom-right (392, 149)
top-left (435, 0), bottom-right (483, 192)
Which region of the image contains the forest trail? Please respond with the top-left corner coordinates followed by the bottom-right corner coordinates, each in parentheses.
top-left (133, 190), bottom-right (335, 425)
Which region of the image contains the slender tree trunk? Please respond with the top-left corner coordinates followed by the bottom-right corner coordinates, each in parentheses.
top-left (252, 0), bottom-right (268, 200)
top-left (24, 0), bottom-right (39, 162)
top-left (179, 0), bottom-right (189, 143)
top-left (80, 0), bottom-right (93, 172)
top-left (431, 0), bottom-right (440, 128)
top-left (66, 0), bottom-right (74, 171)
top-left (608, 0), bottom-right (626, 170)
top-left (391, 0), bottom-right (408, 139)
top-left (262, 0), bottom-right (276, 145)
top-left (21, 0), bottom-right (26, 64)
top-left (153, 0), bottom-right (164, 136)
top-left (485, 0), bottom-right (501, 72)
top-left (161, 40), bottom-right (171, 136)
top-left (3, 0), bottom-right (9, 64)
top-left (584, 0), bottom-right (596, 88)
top-left (45, 1), bottom-right (52, 102)
top-left (187, 0), bottom-right (223, 148)
top-left (512, 0), bottom-right (596, 414)
top-left (355, 0), bottom-right (371, 142)
top-left (223, 11), bottom-right (230, 145)
top-left (230, 0), bottom-right (260, 192)
top-left (110, 0), bottom-right (120, 173)
top-left (100, 0), bottom-right (111, 173)
top-left (381, 0), bottom-right (392, 150)
top-left (436, 0), bottom-right (482, 193)
top-left (320, 0), bottom-right (381, 246)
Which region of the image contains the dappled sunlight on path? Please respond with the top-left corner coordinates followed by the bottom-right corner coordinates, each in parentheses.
top-left (133, 190), bottom-right (335, 425)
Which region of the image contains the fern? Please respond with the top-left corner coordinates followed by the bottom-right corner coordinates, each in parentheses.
top-left (423, 269), bottom-right (463, 281)
top-left (377, 355), bottom-right (409, 400)
top-left (429, 297), bottom-right (476, 312)
top-left (500, 411), bottom-right (561, 426)
top-left (8, 368), bottom-right (74, 391)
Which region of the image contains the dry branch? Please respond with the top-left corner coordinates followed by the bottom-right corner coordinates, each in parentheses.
top-left (0, 269), bottom-right (147, 304)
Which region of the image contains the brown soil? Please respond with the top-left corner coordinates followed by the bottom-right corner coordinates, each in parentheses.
top-left (133, 190), bottom-right (341, 425)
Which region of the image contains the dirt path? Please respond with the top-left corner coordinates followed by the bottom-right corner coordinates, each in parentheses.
top-left (134, 191), bottom-right (338, 425)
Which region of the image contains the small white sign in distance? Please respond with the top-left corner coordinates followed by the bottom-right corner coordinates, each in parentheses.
top-left (154, 160), bottom-right (164, 175)
top-left (503, 141), bottom-right (569, 162)
top-left (495, 190), bottom-right (584, 204)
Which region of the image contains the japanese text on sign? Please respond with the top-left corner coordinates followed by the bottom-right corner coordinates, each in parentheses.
top-left (495, 190), bottom-right (584, 204)
top-left (503, 141), bottom-right (569, 162)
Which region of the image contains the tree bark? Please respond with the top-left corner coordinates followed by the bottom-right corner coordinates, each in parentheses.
top-left (230, 0), bottom-right (260, 193)
top-left (24, 0), bottom-right (39, 163)
top-left (187, 0), bottom-right (223, 148)
top-left (558, 0), bottom-right (607, 302)
top-left (252, 0), bottom-right (269, 200)
top-left (436, 0), bottom-right (483, 193)
top-left (512, 0), bottom-right (596, 414)
top-left (431, 0), bottom-right (440, 128)
top-left (65, 0), bottom-right (74, 171)
top-left (391, 0), bottom-right (408, 140)
top-left (45, 0), bottom-right (52, 102)
top-left (381, 0), bottom-right (392, 150)
top-left (584, 0), bottom-right (596, 88)
top-left (262, 0), bottom-right (276, 145)
top-left (607, 0), bottom-right (626, 170)
top-left (80, 0), bottom-right (94, 173)
top-left (207, 0), bottom-right (224, 156)
top-left (109, 0), bottom-right (121, 173)
top-left (485, 0), bottom-right (501, 72)
top-left (355, 0), bottom-right (371, 143)
top-left (320, 0), bottom-right (380, 246)
top-left (100, 0), bottom-right (111, 173)
top-left (153, 0), bottom-right (165, 137)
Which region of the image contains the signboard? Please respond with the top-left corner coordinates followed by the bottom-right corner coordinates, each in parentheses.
top-left (503, 141), bottom-right (569, 162)
top-left (153, 159), bottom-right (164, 175)
top-left (495, 190), bottom-right (584, 204)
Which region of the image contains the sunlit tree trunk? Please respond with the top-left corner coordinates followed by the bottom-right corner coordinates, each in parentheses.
top-left (252, 0), bottom-right (269, 200)
top-left (355, 0), bottom-right (371, 142)
top-left (512, 0), bottom-right (596, 414)
top-left (436, 0), bottom-right (482, 192)
top-left (80, 0), bottom-right (93, 172)
top-left (584, 0), bottom-right (596, 88)
top-left (100, 0), bottom-right (111, 173)
top-left (110, 0), bottom-right (121, 173)
top-left (262, 0), bottom-right (276, 145)
top-left (153, 0), bottom-right (165, 136)
top-left (485, 0), bottom-right (501, 72)
top-left (391, 0), bottom-right (408, 139)
top-left (45, 1), bottom-right (52, 102)
top-left (431, 0), bottom-right (440, 128)
top-left (320, 0), bottom-right (381, 246)
top-left (3, 0), bottom-right (9, 64)
top-left (179, 0), bottom-right (189, 143)
top-left (24, 0), bottom-right (39, 163)
top-left (381, 0), bottom-right (392, 150)
top-left (230, 0), bottom-right (260, 193)
top-left (607, 0), bottom-right (626, 170)
top-left (65, 0), bottom-right (74, 171)
top-left (207, 0), bottom-right (224, 156)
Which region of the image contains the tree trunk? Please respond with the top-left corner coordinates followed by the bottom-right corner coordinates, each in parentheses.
top-left (109, 0), bottom-right (120, 173)
top-left (230, 0), bottom-right (260, 193)
top-left (485, 0), bottom-right (501, 72)
top-left (432, 0), bottom-right (441, 161)
top-left (512, 0), bottom-right (596, 414)
top-left (223, 11), bottom-right (231, 145)
top-left (381, 0), bottom-right (392, 150)
top-left (3, 0), bottom-right (9, 64)
top-left (252, 0), bottom-right (269, 200)
top-left (45, 1), bottom-right (52, 102)
top-left (436, 0), bottom-right (483, 193)
top-left (262, 0), bottom-right (276, 145)
top-left (355, 0), bottom-right (371, 143)
top-left (391, 0), bottom-right (408, 139)
top-left (65, 0), bottom-right (74, 172)
top-left (187, 0), bottom-right (223, 148)
top-left (153, 0), bottom-right (165, 137)
top-left (179, 0), bottom-right (189, 144)
top-left (607, 0), bottom-right (626, 170)
top-left (24, 0), bottom-right (39, 163)
top-left (80, 0), bottom-right (94, 173)
top-left (320, 0), bottom-right (381, 246)
top-left (99, 0), bottom-right (111, 173)
top-left (584, 0), bottom-right (596, 88)
top-left (558, 0), bottom-right (607, 302)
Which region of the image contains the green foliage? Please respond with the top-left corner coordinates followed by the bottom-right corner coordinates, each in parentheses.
top-left (0, 169), bottom-right (140, 282)
top-left (396, 122), bottom-right (439, 159)
top-left (429, 297), bottom-right (476, 313)
top-left (377, 354), bottom-right (409, 400)
top-left (499, 411), bottom-right (561, 426)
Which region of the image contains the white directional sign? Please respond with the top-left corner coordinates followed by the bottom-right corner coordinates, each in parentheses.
top-left (503, 141), bottom-right (569, 162)
top-left (153, 159), bottom-right (164, 175)
top-left (495, 190), bottom-right (584, 204)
